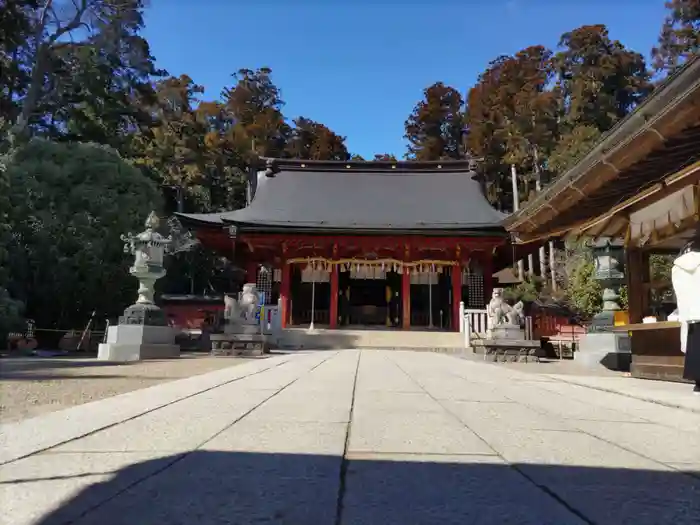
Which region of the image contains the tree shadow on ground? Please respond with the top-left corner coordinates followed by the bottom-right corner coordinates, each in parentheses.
top-left (0, 358), bottom-right (117, 374)
top-left (6, 450), bottom-right (699, 525)
top-left (0, 373), bottom-right (202, 382)
top-left (0, 352), bottom-right (247, 379)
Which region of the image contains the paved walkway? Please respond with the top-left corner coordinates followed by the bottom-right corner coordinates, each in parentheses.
top-left (1, 350), bottom-right (699, 525)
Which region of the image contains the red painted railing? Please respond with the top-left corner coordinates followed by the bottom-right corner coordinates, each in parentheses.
top-left (532, 311), bottom-right (586, 341)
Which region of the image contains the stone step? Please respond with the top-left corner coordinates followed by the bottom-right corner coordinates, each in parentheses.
top-left (275, 328), bottom-right (466, 350)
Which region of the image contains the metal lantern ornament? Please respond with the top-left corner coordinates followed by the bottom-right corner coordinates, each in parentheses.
top-left (589, 237), bottom-right (626, 332)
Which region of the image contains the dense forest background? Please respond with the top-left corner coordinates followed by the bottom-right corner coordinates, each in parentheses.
top-left (1, 0), bottom-right (698, 339)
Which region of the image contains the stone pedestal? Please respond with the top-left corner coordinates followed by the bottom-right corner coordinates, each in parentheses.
top-left (491, 325), bottom-right (525, 340)
top-left (210, 333), bottom-right (266, 357)
top-left (576, 332), bottom-right (631, 371)
top-left (98, 325), bottom-right (179, 362)
top-left (476, 323), bottom-right (539, 362)
top-left (211, 321), bottom-right (266, 356)
top-left (224, 323), bottom-right (259, 336)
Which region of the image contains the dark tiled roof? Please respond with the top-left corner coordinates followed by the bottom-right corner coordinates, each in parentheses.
top-left (178, 161), bottom-right (507, 232)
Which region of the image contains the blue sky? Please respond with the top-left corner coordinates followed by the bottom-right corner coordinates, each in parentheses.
top-left (143, 1), bottom-right (669, 158)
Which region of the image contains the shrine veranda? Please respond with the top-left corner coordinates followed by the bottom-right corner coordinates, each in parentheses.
top-left (177, 159), bottom-right (509, 332)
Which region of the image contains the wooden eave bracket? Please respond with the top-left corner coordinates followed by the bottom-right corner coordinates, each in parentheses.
top-left (648, 126), bottom-right (667, 142)
top-left (569, 184), bottom-right (587, 198)
top-left (601, 157), bottom-right (621, 174)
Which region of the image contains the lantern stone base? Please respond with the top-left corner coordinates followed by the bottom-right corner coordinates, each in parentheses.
top-left (98, 325), bottom-right (179, 362)
top-left (576, 332), bottom-right (631, 371)
top-left (119, 304), bottom-right (168, 326)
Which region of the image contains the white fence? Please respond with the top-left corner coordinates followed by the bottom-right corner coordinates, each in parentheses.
top-left (459, 302), bottom-right (488, 348)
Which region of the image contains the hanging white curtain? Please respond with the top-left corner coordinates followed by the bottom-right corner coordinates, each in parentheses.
top-left (349, 265), bottom-right (386, 280)
top-left (301, 265), bottom-right (330, 283)
top-left (410, 272), bottom-right (438, 285)
top-left (628, 185), bottom-right (695, 246)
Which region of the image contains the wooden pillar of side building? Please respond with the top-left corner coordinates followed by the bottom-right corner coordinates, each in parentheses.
top-left (329, 264), bottom-right (339, 329)
top-left (451, 264), bottom-right (462, 331)
top-left (280, 261), bottom-right (291, 329)
top-left (401, 269), bottom-right (411, 330)
top-left (626, 248), bottom-right (650, 324)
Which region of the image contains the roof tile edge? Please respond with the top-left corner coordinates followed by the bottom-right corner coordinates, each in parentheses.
top-left (257, 157), bottom-right (477, 173)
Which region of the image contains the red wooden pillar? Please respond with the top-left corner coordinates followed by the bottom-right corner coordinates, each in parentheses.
top-left (246, 261), bottom-right (258, 284)
top-left (330, 264), bottom-right (339, 329)
top-left (401, 269), bottom-right (411, 330)
top-left (280, 261), bottom-right (291, 329)
top-left (451, 264), bottom-right (462, 332)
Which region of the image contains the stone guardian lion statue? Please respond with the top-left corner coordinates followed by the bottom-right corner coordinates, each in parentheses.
top-left (487, 288), bottom-right (524, 327)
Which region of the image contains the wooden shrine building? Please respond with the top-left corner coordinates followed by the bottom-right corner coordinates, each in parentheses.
top-left (177, 159), bottom-right (508, 332)
top-left (504, 57), bottom-right (700, 380)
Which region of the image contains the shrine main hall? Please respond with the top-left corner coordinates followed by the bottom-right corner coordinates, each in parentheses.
top-left (177, 158), bottom-right (509, 332)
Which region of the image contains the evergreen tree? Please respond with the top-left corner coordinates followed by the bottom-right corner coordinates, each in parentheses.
top-left (196, 100), bottom-right (248, 212)
top-left (554, 25), bottom-right (652, 134)
top-left (465, 47), bottom-right (559, 206)
top-left (285, 117), bottom-right (349, 161)
top-left (404, 82), bottom-right (464, 161)
top-left (133, 75), bottom-right (208, 212)
top-left (546, 25), bottom-right (651, 176)
top-left (0, 0), bottom-right (37, 123)
top-left (652, 0), bottom-right (700, 74)
top-left (372, 153), bottom-right (397, 161)
top-left (222, 67), bottom-right (290, 160)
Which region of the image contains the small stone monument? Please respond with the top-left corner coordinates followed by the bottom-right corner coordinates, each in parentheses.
top-left (211, 283), bottom-right (267, 356)
top-left (98, 212), bottom-right (180, 362)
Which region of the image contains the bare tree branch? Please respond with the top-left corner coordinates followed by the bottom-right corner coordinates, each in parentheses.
top-left (47, 0), bottom-right (89, 44)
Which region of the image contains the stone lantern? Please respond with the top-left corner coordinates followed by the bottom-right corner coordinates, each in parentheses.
top-left (119, 212), bottom-right (172, 326)
top-left (589, 237), bottom-right (626, 332)
top-left (577, 237), bottom-right (631, 371)
top-left (98, 212), bottom-right (180, 362)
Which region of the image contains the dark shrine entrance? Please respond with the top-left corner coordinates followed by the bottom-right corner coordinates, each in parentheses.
top-left (291, 266), bottom-right (404, 328)
top-left (339, 269), bottom-right (402, 327)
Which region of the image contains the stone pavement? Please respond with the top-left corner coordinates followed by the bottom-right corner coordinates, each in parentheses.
top-left (1, 350), bottom-right (699, 525)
